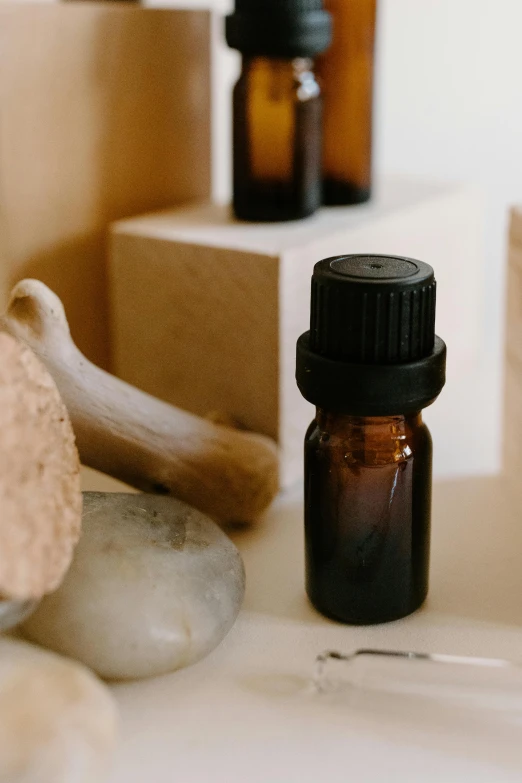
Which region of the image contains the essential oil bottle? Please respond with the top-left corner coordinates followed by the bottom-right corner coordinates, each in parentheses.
top-left (225, 0), bottom-right (332, 222)
top-left (296, 255), bottom-right (446, 624)
top-left (317, 0), bottom-right (377, 205)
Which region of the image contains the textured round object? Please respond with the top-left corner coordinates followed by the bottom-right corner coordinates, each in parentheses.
top-left (23, 492), bottom-right (246, 680)
top-left (329, 255), bottom-right (420, 281)
top-left (0, 637), bottom-right (118, 783)
top-left (0, 333), bottom-right (81, 600)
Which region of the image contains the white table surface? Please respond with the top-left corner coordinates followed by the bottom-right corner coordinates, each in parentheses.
top-left (81, 469), bottom-right (522, 783)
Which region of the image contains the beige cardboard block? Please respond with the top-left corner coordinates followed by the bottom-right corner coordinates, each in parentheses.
top-left (510, 206), bottom-right (522, 248)
top-left (0, 3), bottom-right (210, 367)
top-left (504, 359), bottom-right (522, 486)
top-left (110, 177), bottom-right (485, 487)
top-left (506, 247), bottom-right (522, 368)
top-left (507, 208), bottom-right (522, 367)
top-left (504, 206), bottom-right (522, 495)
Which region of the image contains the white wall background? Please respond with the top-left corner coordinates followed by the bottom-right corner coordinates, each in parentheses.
top-left (149, 0), bottom-right (522, 475)
top-left (376, 0), bottom-right (522, 474)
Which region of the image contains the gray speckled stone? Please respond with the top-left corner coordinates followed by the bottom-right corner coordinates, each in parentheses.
top-left (22, 492), bottom-right (245, 681)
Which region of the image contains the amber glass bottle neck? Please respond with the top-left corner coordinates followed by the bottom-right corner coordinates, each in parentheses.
top-left (241, 56), bottom-right (315, 77)
top-left (315, 409), bottom-right (423, 436)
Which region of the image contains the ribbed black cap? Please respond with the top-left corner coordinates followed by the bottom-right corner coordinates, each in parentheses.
top-left (296, 254), bottom-right (446, 415)
top-left (310, 255), bottom-right (437, 363)
top-left (225, 0), bottom-right (332, 58)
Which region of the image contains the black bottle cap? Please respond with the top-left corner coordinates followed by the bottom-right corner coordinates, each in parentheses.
top-left (225, 0), bottom-right (332, 58)
top-left (296, 255), bottom-right (447, 416)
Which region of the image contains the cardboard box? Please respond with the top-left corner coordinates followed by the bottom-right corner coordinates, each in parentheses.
top-left (110, 177), bottom-right (485, 487)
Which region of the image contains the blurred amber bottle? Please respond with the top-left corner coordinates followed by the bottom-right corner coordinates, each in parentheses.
top-left (226, 0), bottom-right (332, 222)
top-left (318, 0), bottom-right (377, 205)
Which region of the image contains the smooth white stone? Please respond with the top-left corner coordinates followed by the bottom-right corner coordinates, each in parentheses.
top-left (0, 636), bottom-right (117, 783)
top-left (23, 492), bottom-right (246, 680)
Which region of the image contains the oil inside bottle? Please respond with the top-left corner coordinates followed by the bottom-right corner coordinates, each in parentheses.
top-left (232, 57), bottom-right (322, 222)
top-left (305, 411), bottom-right (432, 624)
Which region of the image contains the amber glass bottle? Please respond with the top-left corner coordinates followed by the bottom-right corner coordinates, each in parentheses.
top-left (296, 255), bottom-right (446, 625)
top-left (305, 412), bottom-right (432, 623)
top-left (226, 0), bottom-right (332, 222)
top-left (317, 0), bottom-right (377, 205)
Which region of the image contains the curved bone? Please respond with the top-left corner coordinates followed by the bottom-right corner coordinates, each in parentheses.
top-left (2, 280), bottom-right (279, 523)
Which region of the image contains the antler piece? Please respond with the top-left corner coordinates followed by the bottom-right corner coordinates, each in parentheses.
top-left (2, 280), bottom-right (279, 523)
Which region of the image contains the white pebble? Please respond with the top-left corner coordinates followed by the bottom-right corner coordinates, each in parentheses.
top-left (23, 492), bottom-right (245, 680)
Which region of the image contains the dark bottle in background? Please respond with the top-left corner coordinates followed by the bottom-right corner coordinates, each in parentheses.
top-left (317, 0), bottom-right (377, 205)
top-left (296, 255), bottom-right (446, 624)
top-left (226, 0), bottom-right (332, 222)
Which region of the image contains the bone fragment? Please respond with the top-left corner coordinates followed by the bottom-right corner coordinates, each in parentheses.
top-left (2, 280), bottom-right (279, 523)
